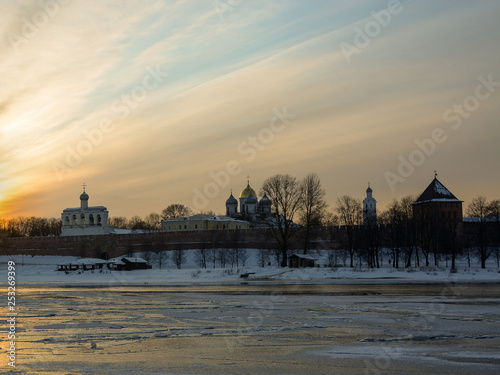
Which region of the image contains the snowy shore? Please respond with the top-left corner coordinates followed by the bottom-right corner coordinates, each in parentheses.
top-left (1, 254), bottom-right (499, 286)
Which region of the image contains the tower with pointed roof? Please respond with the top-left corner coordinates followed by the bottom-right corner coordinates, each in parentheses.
top-left (412, 173), bottom-right (463, 266)
top-left (363, 183), bottom-right (377, 225)
top-left (412, 173), bottom-right (463, 216)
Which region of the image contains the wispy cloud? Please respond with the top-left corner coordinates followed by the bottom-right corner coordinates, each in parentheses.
top-left (0, 0), bottom-right (499, 218)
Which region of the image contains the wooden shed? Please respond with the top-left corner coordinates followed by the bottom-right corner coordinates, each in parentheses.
top-left (288, 254), bottom-right (318, 268)
top-left (112, 257), bottom-right (152, 271)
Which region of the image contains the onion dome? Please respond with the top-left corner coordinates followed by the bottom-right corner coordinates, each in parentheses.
top-left (244, 191), bottom-right (258, 205)
top-left (240, 182), bottom-right (257, 199)
top-left (226, 193), bottom-right (238, 205)
top-left (80, 190), bottom-right (89, 201)
top-left (259, 193), bottom-right (272, 206)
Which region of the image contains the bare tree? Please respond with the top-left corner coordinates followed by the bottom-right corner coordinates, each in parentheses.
top-left (127, 215), bottom-right (147, 230)
top-left (486, 199), bottom-right (500, 267)
top-left (487, 199), bottom-right (500, 220)
top-left (2, 216), bottom-right (62, 237)
top-left (199, 209), bottom-right (217, 216)
top-left (109, 216), bottom-right (128, 229)
top-left (172, 249), bottom-right (186, 269)
top-left (161, 204), bottom-right (193, 220)
top-left (466, 196), bottom-right (491, 268)
top-left (154, 236), bottom-right (168, 270)
top-left (323, 211), bottom-right (339, 226)
top-left (335, 195), bottom-right (362, 267)
top-left (195, 248), bottom-right (208, 269)
top-left (144, 212), bottom-right (161, 231)
top-left (399, 195), bottom-right (418, 267)
top-left (141, 238), bottom-right (153, 264)
top-left (382, 199), bottom-right (410, 268)
top-left (299, 173), bottom-right (327, 254)
top-left (261, 174), bottom-right (303, 267)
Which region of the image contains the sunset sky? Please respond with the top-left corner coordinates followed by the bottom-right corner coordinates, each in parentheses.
top-left (1, 0), bottom-right (499, 219)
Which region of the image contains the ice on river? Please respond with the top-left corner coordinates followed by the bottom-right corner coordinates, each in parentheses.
top-left (1, 283), bottom-right (499, 374)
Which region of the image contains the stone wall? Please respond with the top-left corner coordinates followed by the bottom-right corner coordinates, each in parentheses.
top-left (0, 229), bottom-right (287, 258)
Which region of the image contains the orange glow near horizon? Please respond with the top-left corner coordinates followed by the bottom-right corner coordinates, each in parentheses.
top-left (0, 1), bottom-right (498, 220)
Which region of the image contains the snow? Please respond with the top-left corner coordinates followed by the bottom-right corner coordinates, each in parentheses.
top-left (1, 251), bottom-right (499, 285)
top-left (290, 254), bottom-right (318, 260)
top-left (72, 258), bottom-right (108, 265)
top-left (3, 251), bottom-right (499, 374)
top-left (434, 180), bottom-right (453, 196)
top-left (426, 198), bottom-right (460, 202)
top-left (118, 257), bottom-right (148, 263)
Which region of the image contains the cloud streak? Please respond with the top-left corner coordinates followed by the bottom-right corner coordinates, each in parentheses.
top-left (0, 0), bottom-right (499, 218)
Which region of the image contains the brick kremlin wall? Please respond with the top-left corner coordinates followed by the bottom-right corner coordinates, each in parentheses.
top-left (0, 229), bottom-right (298, 259)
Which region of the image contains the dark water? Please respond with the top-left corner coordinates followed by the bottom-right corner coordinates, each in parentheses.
top-left (2, 283), bottom-right (500, 374)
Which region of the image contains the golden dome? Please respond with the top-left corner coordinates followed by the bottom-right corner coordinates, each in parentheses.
top-left (239, 183), bottom-right (257, 199)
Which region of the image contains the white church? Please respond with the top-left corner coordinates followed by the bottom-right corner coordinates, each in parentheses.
top-left (61, 186), bottom-right (115, 236)
top-left (363, 183), bottom-right (377, 225)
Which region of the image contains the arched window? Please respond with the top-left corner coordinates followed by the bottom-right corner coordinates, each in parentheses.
top-left (97, 215), bottom-right (102, 226)
top-left (65, 216), bottom-right (70, 226)
top-left (80, 214), bottom-right (86, 226)
top-left (72, 214), bottom-right (78, 226)
top-left (89, 214), bottom-right (95, 226)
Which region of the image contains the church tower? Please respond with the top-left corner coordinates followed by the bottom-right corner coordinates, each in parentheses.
top-left (80, 185), bottom-right (89, 210)
top-left (61, 185), bottom-right (114, 236)
top-left (225, 192), bottom-right (238, 217)
top-left (363, 183), bottom-right (377, 225)
top-left (239, 177), bottom-right (257, 215)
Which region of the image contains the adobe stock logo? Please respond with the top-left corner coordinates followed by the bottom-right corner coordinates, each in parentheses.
top-left (192, 107), bottom-right (296, 209)
top-left (213, 0), bottom-right (243, 26)
top-left (385, 74), bottom-right (499, 192)
top-left (7, 0), bottom-right (72, 52)
top-left (340, 0), bottom-right (404, 63)
top-left (52, 63), bottom-right (168, 181)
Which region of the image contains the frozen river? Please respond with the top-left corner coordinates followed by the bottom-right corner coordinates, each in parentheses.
top-left (3, 282), bottom-right (500, 374)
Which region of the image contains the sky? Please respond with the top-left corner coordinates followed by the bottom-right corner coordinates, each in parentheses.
top-left (0, 0), bottom-right (499, 219)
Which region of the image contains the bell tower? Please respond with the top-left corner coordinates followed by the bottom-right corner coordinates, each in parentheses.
top-left (363, 183), bottom-right (377, 225)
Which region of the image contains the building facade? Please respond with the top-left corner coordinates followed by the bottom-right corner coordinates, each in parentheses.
top-left (161, 214), bottom-right (249, 232)
top-left (61, 188), bottom-right (114, 236)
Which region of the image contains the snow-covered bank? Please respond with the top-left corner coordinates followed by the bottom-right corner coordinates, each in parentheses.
top-left (1, 254), bottom-right (499, 285)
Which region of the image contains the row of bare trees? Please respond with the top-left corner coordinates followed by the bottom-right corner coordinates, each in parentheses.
top-left (108, 204), bottom-right (214, 231)
top-left (236, 172), bottom-right (500, 269)
top-left (464, 196), bottom-right (500, 268)
top-left (0, 217), bottom-right (62, 237)
top-left (0, 203), bottom-right (207, 236)
top-left (260, 173), bottom-right (327, 267)
top-left (321, 195), bottom-right (499, 269)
